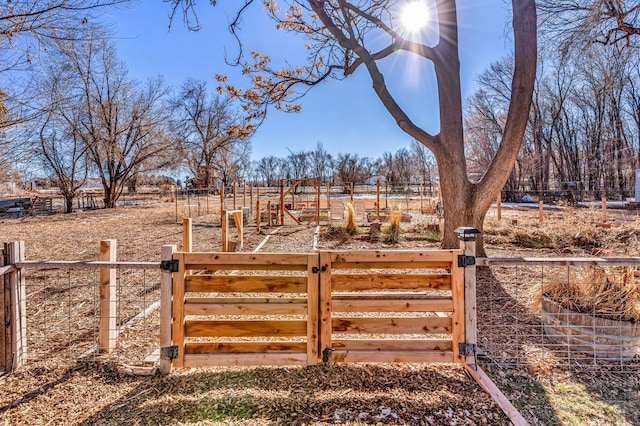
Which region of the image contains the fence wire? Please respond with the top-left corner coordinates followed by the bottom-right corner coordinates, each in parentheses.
top-left (23, 266), bottom-right (161, 368)
top-left (477, 261), bottom-right (640, 373)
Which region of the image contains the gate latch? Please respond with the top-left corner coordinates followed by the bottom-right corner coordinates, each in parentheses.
top-left (322, 347), bottom-right (334, 364)
top-left (160, 345), bottom-right (178, 359)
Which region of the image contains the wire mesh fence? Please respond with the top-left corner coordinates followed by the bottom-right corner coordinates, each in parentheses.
top-left (476, 258), bottom-right (640, 373)
top-left (19, 264), bottom-right (161, 369)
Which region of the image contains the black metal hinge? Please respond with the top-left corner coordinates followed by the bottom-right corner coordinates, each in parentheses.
top-left (160, 345), bottom-right (178, 359)
top-left (458, 342), bottom-right (476, 356)
top-left (457, 255), bottom-right (475, 268)
top-left (160, 259), bottom-right (179, 272)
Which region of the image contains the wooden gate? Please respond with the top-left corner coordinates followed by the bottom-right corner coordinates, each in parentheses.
top-left (169, 252), bottom-right (319, 368)
top-left (318, 249), bottom-right (465, 364)
top-left (165, 249), bottom-right (465, 368)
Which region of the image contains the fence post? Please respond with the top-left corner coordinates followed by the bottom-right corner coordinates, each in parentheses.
top-left (5, 241), bottom-right (26, 371)
top-left (182, 218), bottom-right (192, 253)
top-left (99, 240), bottom-right (117, 353)
top-left (159, 244), bottom-right (176, 374)
top-left (0, 245), bottom-right (5, 372)
top-left (455, 228), bottom-right (480, 367)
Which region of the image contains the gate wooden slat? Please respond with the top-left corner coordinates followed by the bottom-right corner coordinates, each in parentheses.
top-left (331, 317), bottom-right (452, 334)
top-left (184, 300), bottom-right (307, 316)
top-left (186, 342), bottom-right (307, 354)
top-left (332, 297), bottom-right (453, 313)
top-left (185, 275), bottom-right (307, 293)
top-left (306, 254), bottom-right (319, 365)
top-left (332, 339), bottom-right (452, 351)
top-left (332, 273), bottom-right (451, 291)
top-left (186, 319), bottom-right (307, 337)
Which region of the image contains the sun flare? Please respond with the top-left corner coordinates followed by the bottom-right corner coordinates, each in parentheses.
top-left (399, 1), bottom-right (430, 32)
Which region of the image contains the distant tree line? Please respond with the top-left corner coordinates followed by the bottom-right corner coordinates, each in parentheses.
top-left (465, 1), bottom-right (640, 198)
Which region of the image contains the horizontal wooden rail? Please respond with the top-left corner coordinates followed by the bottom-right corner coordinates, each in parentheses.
top-left (477, 257), bottom-right (640, 267)
top-left (15, 260), bottom-right (160, 270)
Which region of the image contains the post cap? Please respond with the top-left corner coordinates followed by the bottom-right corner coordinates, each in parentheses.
top-left (454, 227), bottom-right (481, 241)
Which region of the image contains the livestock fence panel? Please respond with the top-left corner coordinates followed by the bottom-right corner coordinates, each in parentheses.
top-left (476, 257), bottom-right (640, 372)
top-left (1, 240), bottom-right (162, 372)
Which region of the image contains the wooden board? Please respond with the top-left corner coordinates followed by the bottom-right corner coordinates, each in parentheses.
top-left (331, 273), bottom-right (451, 291)
top-left (184, 300), bottom-right (307, 316)
top-left (185, 275), bottom-right (307, 293)
top-left (332, 339), bottom-right (452, 351)
top-left (185, 319), bottom-right (307, 338)
top-left (186, 341), bottom-right (307, 354)
top-left (332, 297), bottom-right (453, 313)
top-left (331, 317), bottom-right (452, 335)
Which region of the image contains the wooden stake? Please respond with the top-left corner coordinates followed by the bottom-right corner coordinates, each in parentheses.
top-left (159, 244), bottom-right (176, 374)
top-left (220, 182), bottom-right (225, 217)
top-left (326, 183), bottom-right (331, 224)
top-left (602, 193), bottom-right (607, 223)
top-left (376, 179), bottom-right (381, 220)
top-left (350, 182), bottom-right (354, 203)
top-left (222, 210), bottom-right (229, 252)
top-left (497, 191), bottom-right (502, 221)
top-left (256, 199), bottom-right (261, 233)
top-left (538, 200), bottom-right (544, 224)
top-left (316, 181), bottom-right (321, 226)
top-left (182, 218), bottom-right (193, 253)
top-left (267, 200), bottom-right (272, 228)
top-left (99, 240), bottom-right (117, 353)
top-left (243, 181), bottom-right (246, 209)
top-left (419, 184), bottom-right (424, 214)
top-left (280, 180), bottom-right (285, 226)
top-left (233, 182), bottom-right (237, 210)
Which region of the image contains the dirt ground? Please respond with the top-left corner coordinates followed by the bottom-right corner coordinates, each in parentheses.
top-left (1, 200), bottom-right (640, 425)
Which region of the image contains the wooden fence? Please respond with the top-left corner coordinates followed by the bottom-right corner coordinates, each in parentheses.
top-left (163, 248), bottom-right (467, 370)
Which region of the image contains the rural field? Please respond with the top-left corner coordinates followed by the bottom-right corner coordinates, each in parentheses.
top-left (1, 199), bottom-right (640, 425)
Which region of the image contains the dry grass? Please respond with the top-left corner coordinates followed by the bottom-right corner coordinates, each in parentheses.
top-left (543, 266), bottom-right (640, 321)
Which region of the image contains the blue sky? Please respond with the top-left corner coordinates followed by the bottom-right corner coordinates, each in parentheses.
top-left (105, 1), bottom-right (512, 161)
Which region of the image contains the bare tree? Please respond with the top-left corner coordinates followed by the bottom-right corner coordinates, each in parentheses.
top-left (170, 78), bottom-right (254, 188)
top-left (170, 0), bottom-right (537, 254)
top-left (538, 0), bottom-right (640, 51)
top-left (56, 28), bottom-right (175, 208)
top-left (335, 152), bottom-right (370, 192)
top-left (215, 138), bottom-right (252, 186)
top-left (309, 141), bottom-right (333, 183)
top-left (256, 155), bottom-right (281, 186)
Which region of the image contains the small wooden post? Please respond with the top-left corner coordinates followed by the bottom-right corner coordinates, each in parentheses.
top-left (256, 199), bottom-right (261, 233)
top-left (267, 200), bottom-right (272, 228)
top-left (376, 179), bottom-right (381, 220)
top-left (221, 209), bottom-right (229, 252)
top-left (249, 183), bottom-right (253, 213)
top-left (279, 180), bottom-right (285, 226)
top-left (497, 191), bottom-right (502, 221)
top-left (350, 182), bottom-right (354, 203)
top-left (455, 228), bottom-right (479, 366)
top-left (385, 181), bottom-right (389, 209)
top-left (6, 241), bottom-right (26, 370)
top-left (316, 181), bottom-right (321, 226)
top-left (219, 182), bottom-right (225, 217)
top-left (602, 193), bottom-right (607, 223)
top-left (243, 181), bottom-right (246, 208)
top-left (232, 210), bottom-right (244, 251)
top-left (538, 200), bottom-right (544, 224)
top-left (233, 182), bottom-right (237, 210)
top-left (326, 183), bottom-right (331, 224)
top-left (182, 218), bottom-right (192, 253)
top-left (419, 183), bottom-right (424, 214)
top-left (99, 240), bottom-right (117, 353)
top-left (159, 244), bottom-right (176, 374)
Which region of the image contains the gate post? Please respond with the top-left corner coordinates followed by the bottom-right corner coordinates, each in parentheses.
top-left (5, 241), bottom-right (26, 371)
top-left (99, 240), bottom-right (117, 353)
top-left (455, 228), bottom-right (480, 366)
top-left (159, 244), bottom-right (176, 374)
